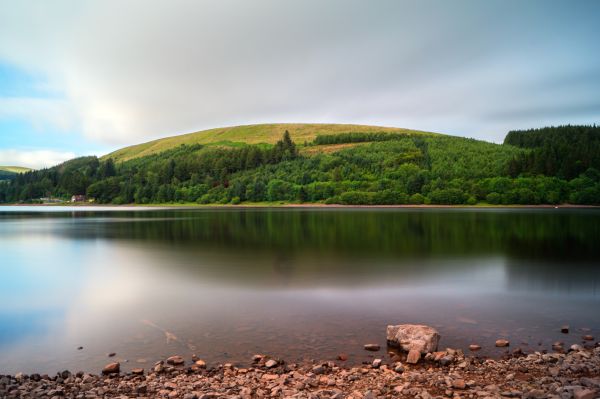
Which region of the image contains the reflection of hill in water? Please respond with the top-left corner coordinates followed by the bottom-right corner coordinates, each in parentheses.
top-left (7, 208), bottom-right (597, 255)
top-left (3, 208), bottom-right (600, 291)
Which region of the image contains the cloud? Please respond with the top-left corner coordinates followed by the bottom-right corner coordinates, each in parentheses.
top-left (0, 0), bottom-right (599, 146)
top-left (0, 149), bottom-right (76, 169)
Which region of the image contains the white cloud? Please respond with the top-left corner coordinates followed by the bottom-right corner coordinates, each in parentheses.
top-left (0, 1), bottom-right (598, 146)
top-left (0, 149), bottom-right (75, 169)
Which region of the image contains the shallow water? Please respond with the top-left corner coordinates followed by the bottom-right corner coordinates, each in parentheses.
top-left (0, 206), bottom-right (599, 374)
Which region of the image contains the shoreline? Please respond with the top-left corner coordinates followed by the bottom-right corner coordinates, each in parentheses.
top-left (2, 202), bottom-right (600, 210)
top-left (3, 346), bottom-right (599, 398)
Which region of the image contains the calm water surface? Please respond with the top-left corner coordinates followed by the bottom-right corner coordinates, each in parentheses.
top-left (0, 207), bottom-right (599, 374)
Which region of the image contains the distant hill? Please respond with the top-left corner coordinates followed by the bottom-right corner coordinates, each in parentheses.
top-left (0, 166), bottom-right (31, 181)
top-left (0, 166), bottom-right (31, 173)
top-left (103, 123), bottom-right (438, 162)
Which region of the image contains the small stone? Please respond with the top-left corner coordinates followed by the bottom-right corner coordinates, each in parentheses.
top-left (195, 359), bottom-right (207, 368)
top-left (312, 365), bottom-right (325, 374)
top-left (265, 359), bottom-right (278, 368)
top-left (337, 353), bottom-right (348, 361)
top-left (166, 355), bottom-right (185, 365)
top-left (469, 344), bottom-right (481, 351)
top-left (131, 368), bottom-right (144, 375)
top-left (452, 379), bottom-right (466, 389)
top-left (583, 335), bottom-right (594, 341)
top-left (77, 346), bottom-right (83, 350)
top-left (573, 389), bottom-right (597, 399)
top-left (495, 339), bottom-right (510, 347)
top-left (439, 355), bottom-right (454, 366)
top-left (108, 352), bottom-right (116, 357)
top-left (406, 349), bottom-right (421, 364)
top-left (364, 344), bottom-right (380, 351)
top-left (525, 389), bottom-right (546, 398)
top-left (561, 325), bottom-right (569, 333)
top-left (252, 354), bottom-right (264, 362)
top-left (394, 363), bottom-right (405, 373)
top-left (102, 362), bottom-right (120, 375)
top-left (372, 359), bottom-right (382, 368)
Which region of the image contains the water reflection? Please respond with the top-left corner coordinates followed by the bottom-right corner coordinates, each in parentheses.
top-left (0, 207), bottom-right (599, 374)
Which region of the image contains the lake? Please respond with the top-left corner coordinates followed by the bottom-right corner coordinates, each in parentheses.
top-left (0, 206), bottom-right (599, 374)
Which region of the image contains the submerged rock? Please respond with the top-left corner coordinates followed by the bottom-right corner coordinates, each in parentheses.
top-left (469, 344), bottom-right (481, 351)
top-left (386, 324), bottom-right (440, 353)
top-left (495, 339), bottom-right (510, 347)
top-left (102, 362), bottom-right (120, 375)
top-left (364, 344), bottom-right (380, 351)
top-left (166, 355), bottom-right (185, 365)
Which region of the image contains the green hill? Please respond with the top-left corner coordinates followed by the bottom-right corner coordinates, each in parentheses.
top-left (2, 124), bottom-right (600, 205)
top-left (104, 123), bottom-right (438, 162)
top-left (0, 166), bottom-right (31, 173)
top-left (0, 166), bottom-right (31, 181)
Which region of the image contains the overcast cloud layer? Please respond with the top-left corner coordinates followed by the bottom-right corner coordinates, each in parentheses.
top-left (0, 0), bottom-right (599, 166)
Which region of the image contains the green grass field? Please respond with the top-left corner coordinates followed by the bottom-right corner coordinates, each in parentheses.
top-left (103, 123), bottom-right (439, 162)
top-left (0, 166), bottom-right (31, 173)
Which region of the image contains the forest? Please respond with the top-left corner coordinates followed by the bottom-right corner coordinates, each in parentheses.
top-left (1, 126), bottom-right (599, 205)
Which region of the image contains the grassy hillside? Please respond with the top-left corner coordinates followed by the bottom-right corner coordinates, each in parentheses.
top-left (104, 123), bottom-right (438, 162)
top-left (0, 166), bottom-right (31, 181)
top-left (0, 166), bottom-right (31, 173)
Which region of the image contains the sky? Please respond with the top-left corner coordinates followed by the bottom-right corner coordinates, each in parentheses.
top-left (0, 0), bottom-right (599, 169)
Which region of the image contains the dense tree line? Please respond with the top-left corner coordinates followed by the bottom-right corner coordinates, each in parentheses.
top-left (505, 125), bottom-right (600, 180)
top-left (1, 128), bottom-right (599, 205)
top-left (313, 132), bottom-right (423, 145)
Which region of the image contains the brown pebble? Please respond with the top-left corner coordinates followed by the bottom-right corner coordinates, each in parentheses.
top-left (561, 325), bottom-right (569, 333)
top-left (469, 344), bottom-right (481, 351)
top-left (406, 349), bottom-right (421, 364)
top-left (452, 379), bottom-right (466, 389)
top-left (582, 335), bottom-right (594, 341)
top-left (495, 339), bottom-right (510, 347)
top-left (102, 362), bottom-right (120, 375)
top-left (166, 355), bottom-right (185, 366)
top-left (337, 353), bottom-right (348, 361)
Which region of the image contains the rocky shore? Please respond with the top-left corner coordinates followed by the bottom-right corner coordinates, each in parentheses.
top-left (2, 325), bottom-right (599, 399)
top-left (2, 344), bottom-right (599, 399)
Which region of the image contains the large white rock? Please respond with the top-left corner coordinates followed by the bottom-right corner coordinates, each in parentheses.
top-left (386, 324), bottom-right (440, 354)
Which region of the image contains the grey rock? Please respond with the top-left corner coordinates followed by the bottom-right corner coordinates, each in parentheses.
top-left (386, 324), bottom-right (440, 353)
